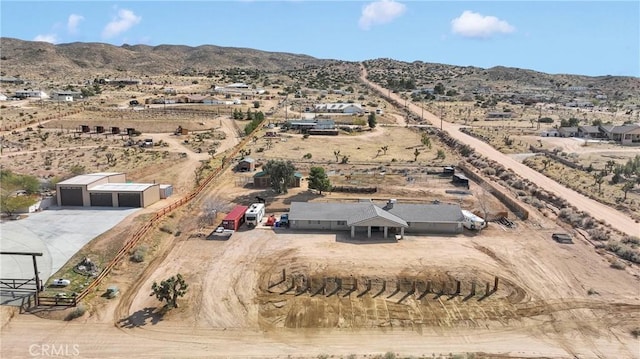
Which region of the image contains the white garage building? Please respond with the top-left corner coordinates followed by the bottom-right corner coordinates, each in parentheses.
top-left (56, 172), bottom-right (162, 208)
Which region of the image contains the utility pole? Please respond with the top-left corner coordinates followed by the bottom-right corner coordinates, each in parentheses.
top-left (439, 106), bottom-right (444, 131)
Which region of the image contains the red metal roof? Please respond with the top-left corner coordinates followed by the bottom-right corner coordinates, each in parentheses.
top-left (223, 205), bottom-right (249, 221)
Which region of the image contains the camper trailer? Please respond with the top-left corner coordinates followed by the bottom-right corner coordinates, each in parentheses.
top-left (462, 210), bottom-right (486, 230)
top-left (245, 203), bottom-right (265, 227)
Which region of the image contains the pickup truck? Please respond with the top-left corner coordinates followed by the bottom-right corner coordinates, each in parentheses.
top-left (279, 214), bottom-right (289, 227)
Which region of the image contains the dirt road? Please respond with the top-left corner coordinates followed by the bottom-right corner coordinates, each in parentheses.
top-left (360, 65), bottom-right (639, 237)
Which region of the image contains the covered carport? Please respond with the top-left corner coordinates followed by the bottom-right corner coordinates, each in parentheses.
top-left (347, 205), bottom-right (408, 239)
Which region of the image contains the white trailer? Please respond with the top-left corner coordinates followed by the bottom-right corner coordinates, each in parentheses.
top-left (462, 210), bottom-right (486, 230)
top-left (245, 203), bottom-right (265, 227)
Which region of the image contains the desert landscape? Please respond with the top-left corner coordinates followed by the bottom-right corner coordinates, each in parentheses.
top-left (1, 39), bottom-right (639, 359)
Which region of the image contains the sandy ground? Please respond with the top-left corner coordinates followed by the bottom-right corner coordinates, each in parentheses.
top-left (2, 214), bottom-right (639, 358)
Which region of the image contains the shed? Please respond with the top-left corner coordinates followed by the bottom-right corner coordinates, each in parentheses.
top-left (159, 184), bottom-right (173, 199)
top-left (237, 157), bottom-right (256, 172)
top-left (452, 173), bottom-right (470, 188)
top-left (222, 205), bottom-right (249, 231)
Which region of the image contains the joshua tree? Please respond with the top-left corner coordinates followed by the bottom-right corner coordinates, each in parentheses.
top-left (542, 158), bottom-right (551, 170)
top-left (593, 171), bottom-right (605, 194)
top-left (150, 273), bottom-right (188, 310)
top-left (333, 150), bottom-right (341, 163)
top-left (413, 148), bottom-right (421, 162)
top-left (622, 181), bottom-right (635, 201)
top-left (381, 145), bottom-right (389, 155)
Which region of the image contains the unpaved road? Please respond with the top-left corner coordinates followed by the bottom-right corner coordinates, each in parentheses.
top-left (360, 65), bottom-right (639, 237)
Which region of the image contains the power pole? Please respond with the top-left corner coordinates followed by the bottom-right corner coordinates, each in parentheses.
top-left (439, 106), bottom-right (444, 131)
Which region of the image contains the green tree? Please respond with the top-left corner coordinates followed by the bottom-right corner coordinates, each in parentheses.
top-left (253, 101), bottom-right (260, 109)
top-left (0, 170), bottom-right (40, 194)
top-left (434, 82), bottom-right (445, 95)
top-left (263, 160), bottom-right (296, 194)
top-left (367, 113), bottom-right (376, 128)
top-left (308, 167), bottom-right (331, 195)
top-left (1, 194), bottom-right (38, 216)
top-left (150, 273), bottom-right (188, 309)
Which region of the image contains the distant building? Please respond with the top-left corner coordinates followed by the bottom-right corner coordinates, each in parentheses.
top-left (313, 103), bottom-right (363, 114)
top-left (15, 90), bottom-right (48, 99)
top-left (51, 90), bottom-right (82, 101)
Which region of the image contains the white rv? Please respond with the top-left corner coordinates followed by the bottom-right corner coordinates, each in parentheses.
top-left (245, 203), bottom-right (265, 227)
top-left (462, 210), bottom-right (486, 230)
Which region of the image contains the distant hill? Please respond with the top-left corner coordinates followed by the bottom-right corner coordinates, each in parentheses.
top-left (0, 38), bottom-right (330, 79)
top-left (1, 38), bottom-right (638, 99)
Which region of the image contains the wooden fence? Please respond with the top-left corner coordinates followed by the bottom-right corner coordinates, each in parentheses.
top-left (67, 118), bottom-right (260, 304)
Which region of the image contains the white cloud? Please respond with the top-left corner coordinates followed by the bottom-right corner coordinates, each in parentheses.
top-left (67, 14), bottom-right (85, 34)
top-left (358, 0), bottom-right (406, 30)
top-left (33, 34), bottom-right (58, 43)
top-left (451, 10), bottom-right (515, 39)
top-left (101, 9), bottom-right (141, 39)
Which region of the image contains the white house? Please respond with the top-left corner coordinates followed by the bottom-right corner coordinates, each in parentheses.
top-left (15, 90), bottom-right (48, 99)
top-left (314, 103), bottom-right (363, 114)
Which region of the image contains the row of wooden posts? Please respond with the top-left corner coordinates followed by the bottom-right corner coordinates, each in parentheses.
top-left (269, 269), bottom-right (499, 300)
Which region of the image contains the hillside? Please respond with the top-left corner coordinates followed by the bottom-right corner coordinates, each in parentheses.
top-left (1, 38), bottom-right (638, 100)
top-left (0, 38), bottom-right (331, 79)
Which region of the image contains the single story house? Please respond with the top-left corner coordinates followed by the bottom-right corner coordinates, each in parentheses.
top-left (486, 112), bottom-right (512, 119)
top-left (56, 172), bottom-right (165, 208)
top-left (314, 103), bottom-right (363, 114)
top-left (558, 127), bottom-right (578, 137)
top-left (0, 76), bottom-right (25, 84)
top-left (540, 129), bottom-right (560, 137)
top-left (253, 171), bottom-right (302, 188)
top-left (51, 90), bottom-right (82, 101)
top-left (15, 90), bottom-right (48, 99)
top-left (606, 124), bottom-right (640, 145)
top-left (578, 125), bottom-right (604, 139)
top-left (287, 200), bottom-right (465, 239)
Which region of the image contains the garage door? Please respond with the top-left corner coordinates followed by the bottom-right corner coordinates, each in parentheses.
top-left (90, 193), bottom-right (113, 207)
top-left (59, 188), bottom-right (83, 206)
top-left (118, 193), bottom-right (141, 207)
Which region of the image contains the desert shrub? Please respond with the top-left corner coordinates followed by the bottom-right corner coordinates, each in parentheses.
top-left (523, 196), bottom-right (544, 209)
top-left (499, 172), bottom-right (513, 181)
top-left (581, 217), bottom-right (596, 229)
top-left (482, 167), bottom-right (496, 176)
top-left (605, 240), bottom-right (622, 252)
top-left (303, 153), bottom-right (312, 159)
top-left (587, 288), bottom-right (599, 295)
top-left (516, 190), bottom-right (528, 197)
top-left (511, 180), bottom-right (526, 190)
top-left (621, 235), bottom-right (640, 247)
top-left (256, 147), bottom-right (264, 153)
top-left (160, 226), bottom-right (173, 234)
top-left (631, 327), bottom-right (640, 338)
top-left (538, 117), bottom-right (554, 123)
top-left (130, 246), bottom-right (147, 263)
top-left (610, 260), bottom-right (626, 270)
top-left (302, 134), bottom-right (310, 139)
top-left (459, 145), bottom-right (474, 157)
top-left (383, 352), bottom-right (396, 359)
top-left (65, 305), bottom-right (86, 321)
top-left (587, 228), bottom-right (608, 241)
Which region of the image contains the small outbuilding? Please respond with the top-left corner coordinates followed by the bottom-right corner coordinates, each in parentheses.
top-left (452, 173), bottom-right (470, 189)
top-left (236, 157), bottom-right (256, 172)
top-left (222, 205), bottom-right (249, 231)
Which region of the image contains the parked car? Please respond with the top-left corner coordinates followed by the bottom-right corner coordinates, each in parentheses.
top-left (51, 278), bottom-right (71, 287)
top-left (552, 233), bottom-right (573, 244)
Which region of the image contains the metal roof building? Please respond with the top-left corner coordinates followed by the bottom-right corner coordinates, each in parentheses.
top-left (56, 172), bottom-right (162, 208)
top-left (288, 200), bottom-right (464, 239)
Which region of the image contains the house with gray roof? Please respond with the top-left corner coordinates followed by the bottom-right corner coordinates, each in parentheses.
top-left (287, 200), bottom-right (464, 239)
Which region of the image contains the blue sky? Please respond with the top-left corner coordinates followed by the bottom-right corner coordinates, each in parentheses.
top-left (1, 1), bottom-right (638, 77)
